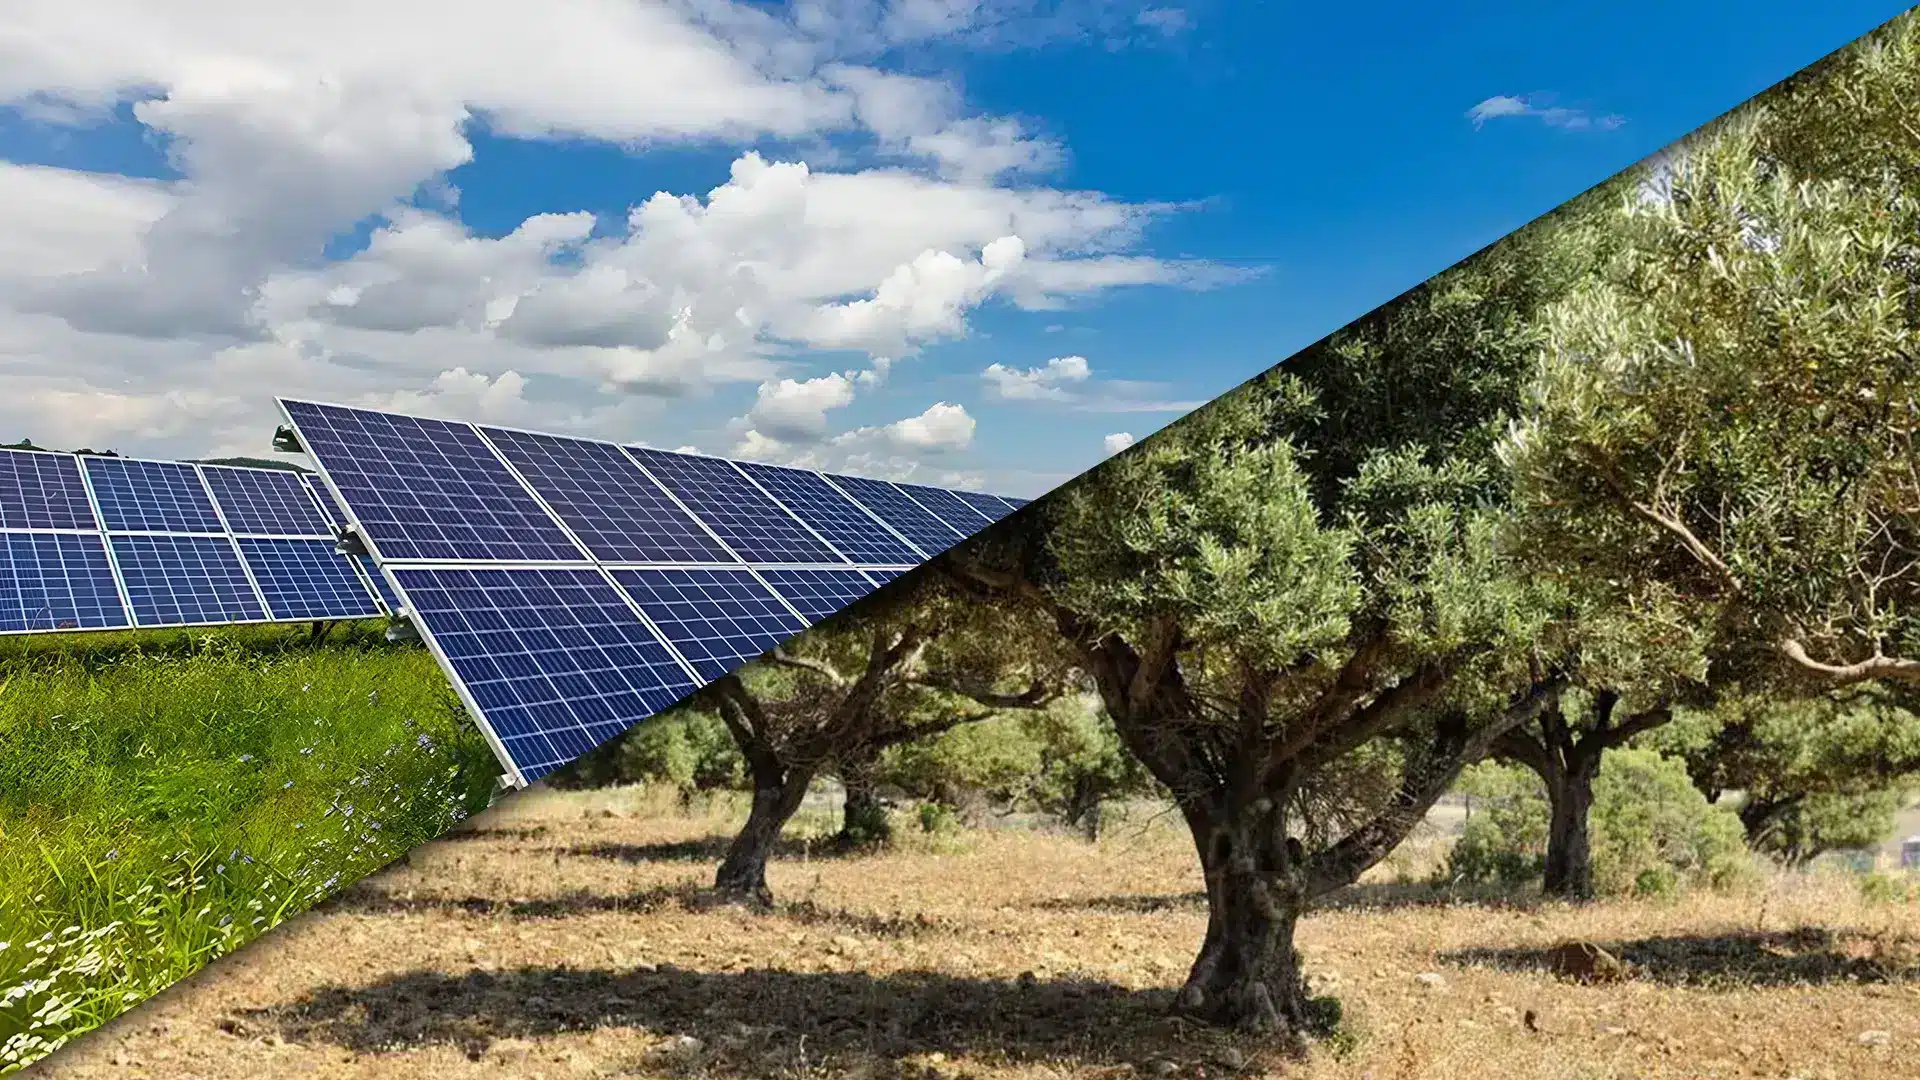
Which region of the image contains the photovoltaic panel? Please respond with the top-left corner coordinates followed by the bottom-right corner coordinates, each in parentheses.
top-left (84, 457), bottom-right (223, 534)
top-left (390, 567), bottom-right (701, 784)
top-left (479, 427), bottom-right (735, 564)
top-left (950, 489), bottom-right (1020, 524)
top-left (0, 450), bottom-right (97, 531)
top-left (110, 534), bottom-right (267, 626)
top-left (239, 537), bottom-right (383, 621)
top-left (627, 449), bottom-right (845, 565)
top-left (1003, 497), bottom-right (1031, 509)
top-left (280, 400), bottom-right (584, 562)
top-left (860, 567), bottom-right (909, 586)
top-left (0, 533), bottom-right (129, 632)
top-left (609, 568), bottom-right (808, 680)
top-left (756, 567), bottom-right (886, 624)
top-left (201, 465), bottom-right (332, 537)
top-left (734, 461), bottom-right (923, 564)
top-left (824, 473), bottom-right (963, 557)
top-left (896, 482), bottom-right (996, 533)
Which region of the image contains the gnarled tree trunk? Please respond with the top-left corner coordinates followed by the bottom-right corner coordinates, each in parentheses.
top-left (713, 766), bottom-right (814, 905)
top-left (1542, 757), bottom-right (1599, 900)
top-left (835, 760), bottom-right (892, 848)
top-left (1170, 802), bottom-right (1324, 1037)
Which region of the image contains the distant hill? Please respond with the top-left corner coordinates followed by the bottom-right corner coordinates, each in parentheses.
top-left (3, 439), bottom-right (120, 457)
top-left (191, 456), bottom-right (309, 473)
top-left (3, 440), bottom-right (304, 472)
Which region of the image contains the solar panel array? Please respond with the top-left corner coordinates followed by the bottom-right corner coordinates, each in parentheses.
top-left (280, 398), bottom-right (1027, 786)
top-left (0, 447), bottom-right (389, 635)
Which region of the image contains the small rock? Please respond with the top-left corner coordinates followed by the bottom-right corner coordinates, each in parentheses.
top-left (1544, 941), bottom-right (1632, 984)
top-left (1147, 1060), bottom-right (1180, 1078)
top-left (667, 1034), bottom-right (705, 1056)
top-left (1858, 1030), bottom-right (1892, 1047)
top-left (1216, 1046), bottom-right (1245, 1070)
top-left (1602, 1026), bottom-right (1629, 1037)
top-left (1413, 972), bottom-right (1447, 990)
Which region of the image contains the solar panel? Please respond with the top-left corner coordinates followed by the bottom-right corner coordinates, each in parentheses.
top-left (281, 401), bottom-right (585, 562)
top-left (734, 461), bottom-right (924, 564)
top-left (627, 449), bottom-right (845, 565)
top-left (950, 489), bottom-right (1021, 524)
top-left (896, 482), bottom-right (996, 533)
top-left (390, 567), bottom-right (701, 784)
top-left (0, 449), bottom-right (97, 531)
top-left (1004, 498), bottom-right (1031, 509)
top-left (756, 567), bottom-right (887, 624)
top-left (0, 533), bottom-right (129, 632)
top-left (239, 537), bottom-right (383, 621)
top-left (110, 534), bottom-right (267, 626)
top-left (201, 465), bottom-right (332, 537)
top-left (823, 474), bottom-right (963, 557)
top-left (480, 427), bottom-right (735, 564)
top-left (860, 566), bottom-right (910, 586)
top-left (83, 457), bottom-right (223, 534)
top-left (609, 568), bottom-right (808, 680)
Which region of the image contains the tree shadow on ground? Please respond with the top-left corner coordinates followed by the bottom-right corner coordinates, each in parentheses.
top-left (1030, 883), bottom-right (1539, 917)
top-left (1445, 927), bottom-right (1920, 988)
top-left (237, 963), bottom-right (1278, 1075)
top-left (1313, 881), bottom-right (1544, 914)
top-left (1029, 892), bottom-right (1206, 915)
top-left (318, 882), bottom-right (702, 920)
top-left (568, 834), bottom-right (856, 865)
top-left (319, 881), bottom-right (950, 939)
top-left (426, 824), bottom-right (554, 844)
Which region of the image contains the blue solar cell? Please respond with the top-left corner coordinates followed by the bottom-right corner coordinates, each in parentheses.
top-left (110, 534), bottom-right (266, 626)
top-left (824, 474), bottom-right (962, 557)
top-left (0, 450), bottom-right (96, 531)
top-left (610, 568), bottom-right (807, 680)
top-left (1003, 497), bottom-right (1031, 509)
top-left (480, 427), bottom-right (735, 564)
top-left (201, 465), bottom-right (333, 536)
top-left (84, 458), bottom-right (223, 534)
top-left (281, 401), bottom-right (584, 562)
top-left (860, 566), bottom-right (909, 586)
top-left (734, 461), bottom-right (923, 564)
top-left (755, 567), bottom-right (882, 625)
top-left (627, 449), bottom-right (844, 565)
top-left (950, 489), bottom-right (1020, 524)
top-left (392, 567), bottom-right (699, 783)
top-left (896, 482), bottom-right (996, 533)
top-left (0, 533), bottom-right (129, 632)
top-left (239, 538), bottom-right (382, 621)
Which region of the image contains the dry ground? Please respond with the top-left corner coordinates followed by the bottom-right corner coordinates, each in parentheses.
top-left (25, 787), bottom-right (1920, 1080)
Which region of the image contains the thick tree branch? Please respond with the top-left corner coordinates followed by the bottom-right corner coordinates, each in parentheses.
top-left (905, 675), bottom-right (1058, 711)
top-left (768, 646), bottom-right (850, 687)
top-left (1305, 676), bottom-right (1566, 896)
top-left (1779, 638), bottom-right (1920, 686)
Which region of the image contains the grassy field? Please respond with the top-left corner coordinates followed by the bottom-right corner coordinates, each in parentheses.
top-left (25, 784), bottom-right (1920, 1080)
top-left (0, 624), bottom-right (498, 1074)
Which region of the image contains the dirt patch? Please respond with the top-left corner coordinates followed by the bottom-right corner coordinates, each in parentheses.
top-left (24, 787), bottom-right (1920, 1080)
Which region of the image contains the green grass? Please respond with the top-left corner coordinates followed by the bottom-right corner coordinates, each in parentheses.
top-left (0, 622), bottom-right (498, 1073)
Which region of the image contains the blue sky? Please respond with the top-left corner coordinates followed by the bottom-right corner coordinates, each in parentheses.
top-left (0, 1), bottom-right (1907, 495)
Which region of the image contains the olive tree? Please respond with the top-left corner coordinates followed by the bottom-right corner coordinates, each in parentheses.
top-left (701, 574), bottom-right (1069, 905)
top-left (1503, 80), bottom-right (1920, 690)
top-left (945, 371), bottom-right (1591, 1037)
